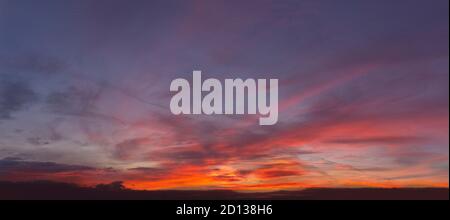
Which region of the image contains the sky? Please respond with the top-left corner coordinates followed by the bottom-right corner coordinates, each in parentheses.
top-left (0, 0), bottom-right (448, 191)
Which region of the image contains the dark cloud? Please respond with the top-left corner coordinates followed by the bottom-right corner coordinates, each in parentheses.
top-left (0, 156), bottom-right (22, 161)
top-left (0, 157), bottom-right (93, 174)
top-left (0, 54), bottom-right (66, 75)
top-left (46, 86), bottom-right (101, 116)
top-left (256, 170), bottom-right (302, 178)
top-left (128, 167), bottom-right (164, 172)
top-left (235, 161), bottom-right (305, 179)
top-left (126, 167), bottom-right (169, 179)
top-left (114, 137), bottom-right (151, 160)
top-left (148, 148), bottom-right (212, 165)
top-left (325, 136), bottom-right (429, 145)
top-left (0, 79), bottom-right (38, 119)
top-left (27, 137), bottom-right (50, 146)
top-left (46, 85), bottom-right (125, 124)
top-left (390, 151), bottom-right (444, 167)
top-left (386, 173), bottom-right (442, 181)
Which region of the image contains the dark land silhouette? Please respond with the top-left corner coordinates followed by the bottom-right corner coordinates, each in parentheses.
top-left (0, 181), bottom-right (448, 200)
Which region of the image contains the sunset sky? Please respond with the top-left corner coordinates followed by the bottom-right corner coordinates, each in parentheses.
top-left (0, 0), bottom-right (448, 191)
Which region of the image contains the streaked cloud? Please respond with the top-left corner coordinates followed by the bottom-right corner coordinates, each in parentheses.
top-left (0, 0), bottom-right (447, 190)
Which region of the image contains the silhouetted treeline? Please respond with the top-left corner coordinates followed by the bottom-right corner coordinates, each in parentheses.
top-left (0, 181), bottom-right (448, 200)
